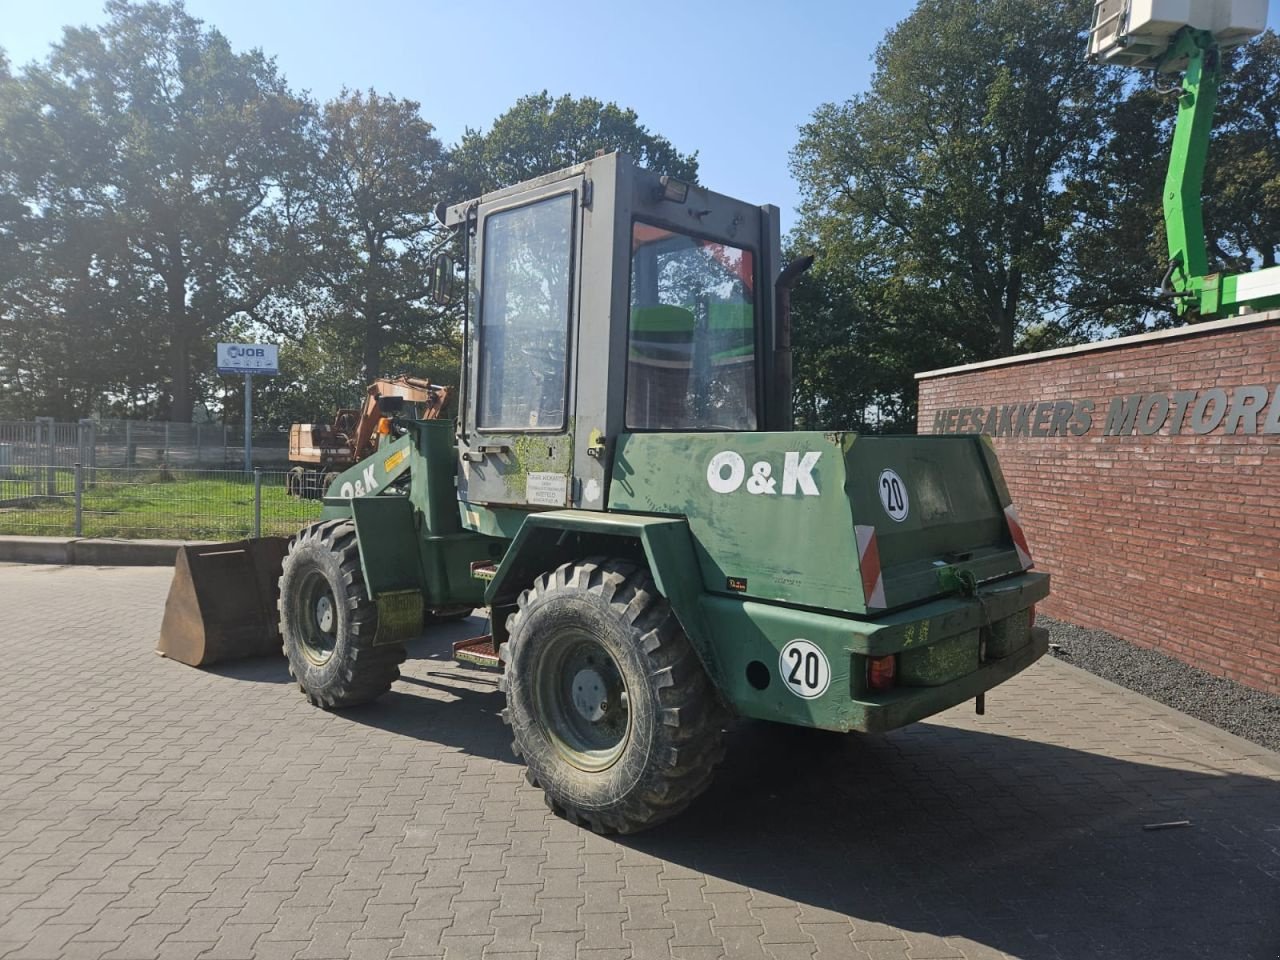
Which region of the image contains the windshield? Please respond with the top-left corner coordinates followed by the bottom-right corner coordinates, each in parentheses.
top-left (626, 223), bottom-right (757, 430)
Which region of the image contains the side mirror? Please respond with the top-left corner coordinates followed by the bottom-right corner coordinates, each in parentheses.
top-left (377, 395), bottom-right (407, 415)
top-left (432, 252), bottom-right (456, 306)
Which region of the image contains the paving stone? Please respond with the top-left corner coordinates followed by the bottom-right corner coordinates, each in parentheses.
top-left (528, 930), bottom-right (581, 960)
top-left (764, 944), bottom-right (818, 960)
top-left (1, 564), bottom-right (1278, 960)
top-left (668, 909), bottom-right (719, 947)
top-left (624, 927), bottom-right (675, 960)
top-left (578, 911), bottom-right (628, 951)
top-left (484, 916), bottom-right (536, 954)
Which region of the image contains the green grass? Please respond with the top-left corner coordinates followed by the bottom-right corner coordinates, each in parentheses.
top-left (0, 468), bottom-right (322, 540)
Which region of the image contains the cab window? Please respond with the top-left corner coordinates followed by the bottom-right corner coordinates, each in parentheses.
top-left (477, 193), bottom-right (574, 430)
top-left (626, 223), bottom-right (757, 430)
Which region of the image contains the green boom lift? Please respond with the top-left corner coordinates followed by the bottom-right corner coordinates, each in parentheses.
top-left (163, 154), bottom-right (1051, 834)
top-left (1089, 0), bottom-right (1277, 316)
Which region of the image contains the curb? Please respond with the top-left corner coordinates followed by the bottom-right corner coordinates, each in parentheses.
top-left (0, 536), bottom-right (190, 567)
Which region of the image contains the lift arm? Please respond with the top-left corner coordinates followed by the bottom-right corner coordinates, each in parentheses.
top-left (1161, 29), bottom-right (1280, 317)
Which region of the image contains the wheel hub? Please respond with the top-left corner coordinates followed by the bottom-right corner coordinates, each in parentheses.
top-left (314, 595), bottom-right (334, 634)
top-left (571, 668), bottom-right (609, 722)
top-left (296, 570), bottom-right (338, 665)
top-left (534, 633), bottom-right (631, 772)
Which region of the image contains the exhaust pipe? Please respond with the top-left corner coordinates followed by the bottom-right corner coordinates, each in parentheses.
top-left (772, 255), bottom-right (815, 431)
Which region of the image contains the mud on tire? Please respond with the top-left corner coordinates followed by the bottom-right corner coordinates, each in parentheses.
top-left (500, 558), bottom-right (728, 834)
top-left (278, 519), bottom-right (405, 708)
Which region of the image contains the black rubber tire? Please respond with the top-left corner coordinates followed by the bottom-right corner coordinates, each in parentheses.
top-left (500, 558), bottom-right (727, 834)
top-left (285, 467), bottom-right (305, 497)
top-left (278, 519), bottom-right (405, 708)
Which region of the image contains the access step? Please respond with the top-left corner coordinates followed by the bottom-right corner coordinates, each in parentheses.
top-left (452, 634), bottom-right (501, 670)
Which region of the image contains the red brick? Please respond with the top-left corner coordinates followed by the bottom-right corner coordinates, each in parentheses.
top-left (918, 317), bottom-right (1280, 694)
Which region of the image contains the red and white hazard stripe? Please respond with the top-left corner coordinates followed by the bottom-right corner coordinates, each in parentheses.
top-left (855, 524), bottom-right (886, 609)
top-left (1004, 504), bottom-right (1034, 570)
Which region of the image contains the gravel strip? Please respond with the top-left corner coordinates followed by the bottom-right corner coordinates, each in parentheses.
top-left (1042, 616), bottom-right (1280, 753)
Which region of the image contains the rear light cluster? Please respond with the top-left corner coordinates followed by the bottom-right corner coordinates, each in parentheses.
top-left (867, 654), bottom-right (896, 692)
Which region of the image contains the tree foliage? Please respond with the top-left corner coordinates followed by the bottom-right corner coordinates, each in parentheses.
top-left (447, 91), bottom-right (699, 201)
top-left (793, 0), bottom-right (1115, 367)
top-left (790, 1), bottom-right (1280, 432)
top-left (303, 89), bottom-right (453, 383)
top-left (1064, 30), bottom-right (1280, 333)
top-left (0, 7), bottom-right (701, 425)
top-left (6, 0), bottom-right (1277, 440)
top-left (2, 1), bottom-right (312, 421)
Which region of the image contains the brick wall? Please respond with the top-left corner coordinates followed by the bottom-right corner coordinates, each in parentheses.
top-left (917, 314), bottom-right (1280, 694)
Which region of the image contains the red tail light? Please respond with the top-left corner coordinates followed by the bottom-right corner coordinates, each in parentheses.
top-left (867, 655), bottom-right (896, 691)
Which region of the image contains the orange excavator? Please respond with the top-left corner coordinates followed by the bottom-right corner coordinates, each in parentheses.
top-left (285, 376), bottom-right (450, 498)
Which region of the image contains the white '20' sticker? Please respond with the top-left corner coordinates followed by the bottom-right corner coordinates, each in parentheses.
top-left (878, 468), bottom-right (909, 522)
top-left (778, 639), bottom-right (831, 699)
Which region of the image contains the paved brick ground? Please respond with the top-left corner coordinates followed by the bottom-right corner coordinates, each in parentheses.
top-left (1, 562), bottom-right (1277, 960)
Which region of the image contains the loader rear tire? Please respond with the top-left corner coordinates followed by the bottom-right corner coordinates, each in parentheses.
top-left (500, 558), bottom-right (727, 834)
top-left (278, 519), bottom-right (405, 709)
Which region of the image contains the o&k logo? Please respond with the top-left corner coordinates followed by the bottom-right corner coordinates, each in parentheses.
top-left (706, 451), bottom-right (821, 497)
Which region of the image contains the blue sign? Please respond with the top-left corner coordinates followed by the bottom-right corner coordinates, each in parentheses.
top-left (217, 343), bottom-right (278, 375)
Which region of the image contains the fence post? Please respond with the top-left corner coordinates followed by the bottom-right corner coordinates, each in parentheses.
top-left (37, 416), bottom-right (55, 495)
top-left (74, 462), bottom-right (83, 537)
top-left (77, 419), bottom-right (97, 487)
top-left (253, 468), bottom-right (262, 539)
top-left (125, 421), bottom-right (134, 467)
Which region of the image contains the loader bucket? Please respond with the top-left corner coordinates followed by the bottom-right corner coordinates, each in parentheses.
top-left (157, 537), bottom-right (290, 666)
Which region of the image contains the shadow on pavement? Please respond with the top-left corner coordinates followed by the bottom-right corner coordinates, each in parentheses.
top-left (204, 655), bottom-right (292, 684)
top-left (213, 620), bottom-right (1280, 959)
top-left (622, 721), bottom-right (1279, 960)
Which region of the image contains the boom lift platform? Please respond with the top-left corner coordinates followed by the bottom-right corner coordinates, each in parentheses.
top-left (1089, 0), bottom-right (1277, 316)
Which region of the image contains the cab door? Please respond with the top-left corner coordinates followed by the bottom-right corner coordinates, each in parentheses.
top-left (458, 177), bottom-right (583, 508)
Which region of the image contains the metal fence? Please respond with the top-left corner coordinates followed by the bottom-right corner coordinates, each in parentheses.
top-left (0, 418), bottom-right (292, 471)
top-left (0, 465), bottom-right (323, 540)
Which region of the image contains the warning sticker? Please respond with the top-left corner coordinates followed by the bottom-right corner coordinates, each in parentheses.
top-left (383, 448), bottom-right (408, 473)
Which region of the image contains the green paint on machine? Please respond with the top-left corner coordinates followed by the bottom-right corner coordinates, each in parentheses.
top-left (587, 429), bottom-right (1050, 732)
top-left (609, 431), bottom-right (1026, 615)
top-left (259, 153), bottom-right (1052, 834)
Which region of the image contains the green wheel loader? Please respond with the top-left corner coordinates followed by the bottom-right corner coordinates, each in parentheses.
top-left (163, 153), bottom-right (1049, 833)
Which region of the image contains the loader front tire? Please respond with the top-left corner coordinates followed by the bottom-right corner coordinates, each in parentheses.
top-left (500, 559), bottom-right (727, 834)
top-left (278, 520), bottom-right (405, 709)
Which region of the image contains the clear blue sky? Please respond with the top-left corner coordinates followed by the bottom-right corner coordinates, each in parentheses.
top-left (5, 1), bottom-right (1280, 233)
top-left (0, 1), bottom-right (913, 231)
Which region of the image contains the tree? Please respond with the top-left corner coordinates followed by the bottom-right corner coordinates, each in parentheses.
top-left (2, 1), bottom-right (311, 421)
top-left (1064, 30), bottom-right (1280, 333)
top-left (791, 0), bottom-right (1121, 429)
top-left (1, 41), bottom-right (165, 418)
top-left (446, 91), bottom-right (699, 200)
top-left (299, 89), bottom-right (454, 383)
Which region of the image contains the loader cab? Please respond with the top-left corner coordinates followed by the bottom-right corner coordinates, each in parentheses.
top-left (444, 152), bottom-right (783, 521)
